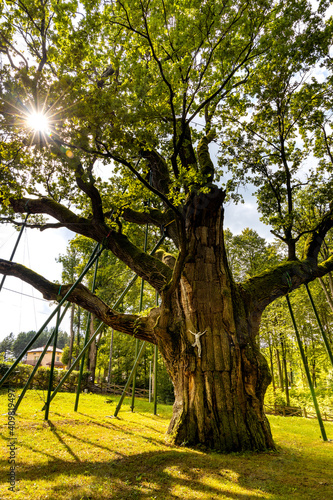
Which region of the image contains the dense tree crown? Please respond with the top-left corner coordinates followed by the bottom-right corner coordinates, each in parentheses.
top-left (0, 0), bottom-right (333, 452)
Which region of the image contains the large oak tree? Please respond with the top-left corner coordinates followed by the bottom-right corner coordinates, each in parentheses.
top-left (0, 0), bottom-right (332, 451)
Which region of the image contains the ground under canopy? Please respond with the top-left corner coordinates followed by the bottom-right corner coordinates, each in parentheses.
top-left (0, 390), bottom-right (332, 500)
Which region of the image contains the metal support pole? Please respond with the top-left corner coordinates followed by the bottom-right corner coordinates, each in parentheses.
top-left (113, 342), bottom-right (146, 417)
top-left (44, 308), bottom-right (60, 420)
top-left (0, 242), bottom-right (102, 388)
top-left (153, 345), bottom-right (158, 415)
top-left (153, 291), bottom-right (159, 415)
top-left (286, 294), bottom-right (328, 441)
top-left (305, 283), bottom-right (333, 369)
top-left (149, 361), bottom-right (152, 403)
top-left (131, 222), bottom-right (149, 412)
top-left (107, 329), bottom-right (114, 384)
top-left (74, 249), bottom-right (100, 411)
top-left (13, 302), bottom-right (70, 413)
top-left (44, 231), bottom-right (166, 407)
top-left (0, 212), bottom-right (30, 292)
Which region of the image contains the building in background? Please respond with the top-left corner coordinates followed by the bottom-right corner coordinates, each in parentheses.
top-left (24, 346), bottom-right (65, 369)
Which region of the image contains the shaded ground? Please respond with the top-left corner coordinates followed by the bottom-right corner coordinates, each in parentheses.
top-left (0, 390), bottom-right (332, 499)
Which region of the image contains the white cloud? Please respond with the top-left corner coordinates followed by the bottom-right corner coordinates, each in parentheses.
top-left (224, 199), bottom-right (274, 241)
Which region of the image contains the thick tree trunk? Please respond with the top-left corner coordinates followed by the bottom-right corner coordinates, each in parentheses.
top-left (155, 188), bottom-right (275, 452)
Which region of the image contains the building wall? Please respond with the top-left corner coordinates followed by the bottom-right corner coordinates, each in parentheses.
top-left (25, 348), bottom-right (65, 368)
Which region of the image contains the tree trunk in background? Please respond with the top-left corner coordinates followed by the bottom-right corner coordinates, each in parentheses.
top-left (318, 277), bottom-right (333, 316)
top-left (268, 339), bottom-right (276, 392)
top-left (311, 337), bottom-right (317, 388)
top-left (76, 307), bottom-right (81, 349)
top-left (155, 188), bottom-right (275, 452)
top-left (275, 348), bottom-right (283, 390)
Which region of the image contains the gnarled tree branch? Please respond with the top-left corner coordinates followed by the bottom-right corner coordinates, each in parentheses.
top-left (73, 159), bottom-right (105, 222)
top-left (0, 259), bottom-right (159, 344)
top-left (140, 149), bottom-right (171, 196)
top-left (243, 255), bottom-right (333, 318)
top-left (7, 196), bottom-right (173, 292)
top-left (115, 206), bottom-right (172, 227)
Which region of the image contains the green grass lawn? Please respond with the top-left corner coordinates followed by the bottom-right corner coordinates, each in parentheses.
top-left (1, 389), bottom-right (333, 500)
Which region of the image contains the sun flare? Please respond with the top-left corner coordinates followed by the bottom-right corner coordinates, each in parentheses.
top-left (27, 112), bottom-right (50, 133)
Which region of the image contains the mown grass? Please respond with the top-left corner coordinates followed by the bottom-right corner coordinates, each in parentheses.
top-left (1, 389), bottom-right (333, 500)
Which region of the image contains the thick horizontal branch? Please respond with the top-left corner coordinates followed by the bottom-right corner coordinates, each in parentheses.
top-left (242, 256), bottom-right (333, 314)
top-left (241, 207), bottom-right (333, 316)
top-left (9, 197), bottom-right (93, 234)
top-left (116, 207), bottom-right (179, 247)
top-left (0, 259), bottom-right (158, 344)
top-left (7, 196), bottom-right (174, 291)
top-left (117, 206), bottom-right (172, 227)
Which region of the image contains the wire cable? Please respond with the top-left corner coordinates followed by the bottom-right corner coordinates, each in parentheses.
top-left (1, 287), bottom-right (48, 302)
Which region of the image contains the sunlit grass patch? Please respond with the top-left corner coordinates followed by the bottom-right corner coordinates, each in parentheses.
top-left (1, 389), bottom-right (333, 499)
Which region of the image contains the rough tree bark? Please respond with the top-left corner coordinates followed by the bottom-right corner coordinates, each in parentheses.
top-left (153, 187), bottom-right (274, 451)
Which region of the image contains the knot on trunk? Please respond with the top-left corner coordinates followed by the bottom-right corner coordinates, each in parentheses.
top-left (154, 250), bottom-right (176, 269)
top-left (184, 185), bottom-right (225, 228)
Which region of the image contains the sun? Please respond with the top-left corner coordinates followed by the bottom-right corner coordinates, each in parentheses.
top-left (26, 112), bottom-right (50, 133)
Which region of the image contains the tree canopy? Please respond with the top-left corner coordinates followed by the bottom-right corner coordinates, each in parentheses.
top-left (1, 0), bottom-right (332, 306)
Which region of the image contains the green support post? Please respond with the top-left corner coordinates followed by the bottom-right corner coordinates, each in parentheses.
top-left (74, 248), bottom-right (100, 411)
top-left (44, 231), bottom-right (166, 408)
top-left (42, 320), bottom-right (105, 409)
top-left (130, 338), bottom-right (140, 411)
top-left (113, 342), bottom-right (147, 417)
top-left (153, 347), bottom-right (158, 414)
top-left (286, 294), bottom-right (328, 442)
top-left (153, 291), bottom-right (159, 415)
top-left (305, 283), bottom-right (333, 369)
top-left (13, 302), bottom-right (70, 413)
top-left (0, 212), bottom-right (30, 292)
top-left (44, 308), bottom-right (60, 421)
top-left (131, 222), bottom-right (149, 412)
top-left (0, 242), bottom-right (102, 388)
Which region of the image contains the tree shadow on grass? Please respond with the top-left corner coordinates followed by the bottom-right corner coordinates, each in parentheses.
top-left (7, 443), bottom-right (333, 500)
top-left (2, 411), bottom-right (333, 500)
